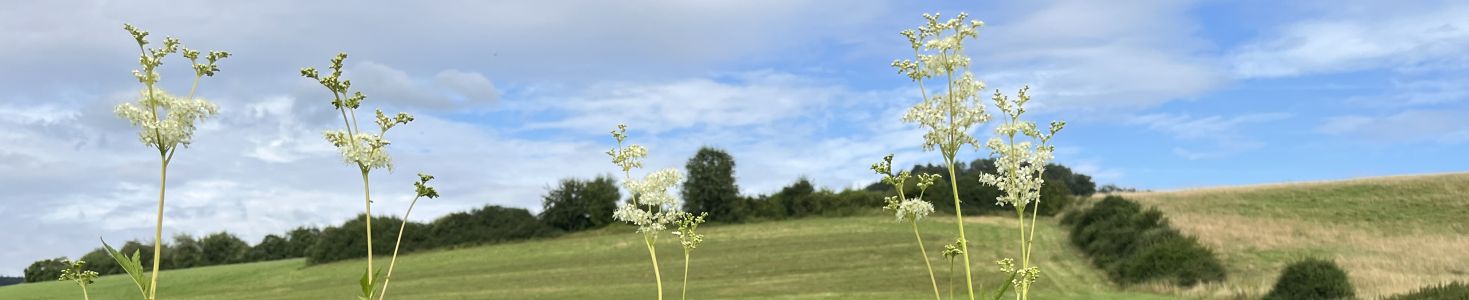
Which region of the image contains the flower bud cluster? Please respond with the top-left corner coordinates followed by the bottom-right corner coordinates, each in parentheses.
top-left (893, 13), bottom-right (992, 160)
top-left (115, 24), bottom-right (227, 153)
top-left (303, 53), bottom-right (414, 172)
top-left (58, 258), bottom-right (98, 285)
top-left (977, 86), bottom-right (1065, 208)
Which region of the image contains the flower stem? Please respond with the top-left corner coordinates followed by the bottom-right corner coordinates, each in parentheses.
top-left (681, 250), bottom-right (690, 300)
top-left (82, 283), bottom-right (90, 300)
top-left (148, 157), bottom-right (169, 300)
top-left (644, 233), bottom-right (664, 300)
top-left (947, 161), bottom-right (976, 300)
top-left (360, 169), bottom-right (374, 294)
top-left (913, 220), bottom-right (942, 300)
top-left (378, 195), bottom-right (421, 300)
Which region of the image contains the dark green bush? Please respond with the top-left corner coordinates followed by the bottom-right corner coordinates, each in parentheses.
top-left (1112, 232), bottom-right (1226, 287)
top-left (308, 214), bottom-right (430, 265)
top-left (1383, 282), bottom-right (1469, 300)
top-left (1263, 258), bottom-right (1354, 300)
top-left (22, 257), bottom-right (66, 283)
top-left (1036, 180), bottom-right (1074, 216)
top-left (1064, 195), bottom-right (1227, 287)
top-left (429, 205), bottom-right (557, 249)
top-left (539, 176), bottom-right (620, 232)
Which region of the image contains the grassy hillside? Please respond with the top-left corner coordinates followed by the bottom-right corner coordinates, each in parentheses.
top-left (1124, 173), bottom-right (1469, 299)
top-left (0, 215), bottom-right (1171, 299)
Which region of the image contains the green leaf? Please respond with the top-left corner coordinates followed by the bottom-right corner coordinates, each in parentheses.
top-left (991, 271), bottom-right (1018, 300)
top-left (358, 267), bottom-right (382, 300)
top-left (102, 239), bottom-right (151, 298)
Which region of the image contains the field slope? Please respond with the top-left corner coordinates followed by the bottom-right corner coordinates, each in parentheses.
top-left (0, 216), bottom-right (1170, 299)
top-left (1125, 172), bottom-right (1469, 299)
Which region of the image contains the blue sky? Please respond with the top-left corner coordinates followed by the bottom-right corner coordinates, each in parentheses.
top-left (2, 0), bottom-right (1467, 275)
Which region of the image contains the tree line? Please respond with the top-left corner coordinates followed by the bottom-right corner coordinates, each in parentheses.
top-left (25, 147), bottom-right (1101, 282)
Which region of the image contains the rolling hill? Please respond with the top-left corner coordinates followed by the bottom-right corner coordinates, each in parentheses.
top-left (0, 215), bottom-right (1170, 299)
top-left (1124, 172), bottom-right (1469, 299)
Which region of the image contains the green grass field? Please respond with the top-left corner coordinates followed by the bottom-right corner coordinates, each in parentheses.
top-left (1125, 173), bottom-right (1469, 299)
top-left (0, 215), bottom-right (1173, 299)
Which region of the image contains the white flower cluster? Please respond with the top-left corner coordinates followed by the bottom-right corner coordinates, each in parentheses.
top-left (894, 198), bottom-right (935, 222)
top-left (303, 54), bottom-right (414, 173)
top-left (608, 124), bottom-right (692, 234)
top-left (977, 86), bottom-right (1064, 208)
top-left (894, 13), bottom-right (992, 160)
top-left (115, 89), bottom-right (219, 151)
top-left (58, 258), bottom-right (98, 284)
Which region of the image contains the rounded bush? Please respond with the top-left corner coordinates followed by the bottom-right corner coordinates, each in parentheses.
top-left (1264, 258), bottom-right (1354, 300)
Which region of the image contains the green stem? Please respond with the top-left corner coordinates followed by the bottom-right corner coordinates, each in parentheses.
top-left (377, 195), bottom-right (421, 300)
top-left (948, 160), bottom-right (976, 300)
top-left (681, 250), bottom-right (690, 300)
top-left (948, 258), bottom-right (955, 300)
top-left (914, 220), bottom-right (942, 300)
top-left (81, 283), bottom-right (90, 300)
top-left (644, 233), bottom-right (664, 300)
top-left (360, 169), bottom-right (374, 294)
top-left (148, 157), bottom-right (169, 300)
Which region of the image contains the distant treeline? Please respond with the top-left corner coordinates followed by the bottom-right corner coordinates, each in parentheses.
top-left (24, 147), bottom-right (1102, 282)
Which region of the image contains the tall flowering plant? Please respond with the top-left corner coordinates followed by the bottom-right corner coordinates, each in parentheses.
top-left (107, 23), bottom-right (229, 300)
top-left (300, 52), bottom-right (420, 300)
top-left (608, 124), bottom-right (708, 300)
top-left (889, 13), bottom-right (1064, 300)
top-left (891, 12), bottom-right (989, 300)
top-left (871, 154), bottom-right (941, 300)
top-left (978, 87), bottom-right (1063, 300)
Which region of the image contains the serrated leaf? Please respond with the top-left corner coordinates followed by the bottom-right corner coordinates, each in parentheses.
top-left (102, 238), bottom-right (151, 298)
top-left (359, 267), bottom-right (383, 300)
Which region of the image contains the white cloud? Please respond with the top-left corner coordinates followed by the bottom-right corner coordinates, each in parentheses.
top-left (1230, 2), bottom-right (1469, 78)
top-left (972, 0), bottom-right (1227, 111)
top-left (1129, 112), bottom-right (1291, 159)
top-left (1318, 110), bottom-right (1469, 144)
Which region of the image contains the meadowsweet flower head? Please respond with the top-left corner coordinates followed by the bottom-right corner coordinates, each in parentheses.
top-left (608, 124), bottom-right (688, 234)
top-left (942, 238), bottom-right (965, 258)
top-left (977, 86), bottom-right (1065, 208)
top-left (996, 258), bottom-right (1016, 274)
top-left (674, 212), bottom-right (708, 250)
top-left (58, 258), bottom-right (98, 285)
top-left (414, 172), bottom-right (439, 199)
top-left (115, 89), bottom-right (219, 151)
top-left (893, 198), bottom-right (935, 222)
top-left (303, 53), bottom-right (413, 172)
top-left (894, 13), bottom-right (991, 160)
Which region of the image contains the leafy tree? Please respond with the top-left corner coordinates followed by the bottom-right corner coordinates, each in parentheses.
top-left (22, 257), bottom-right (66, 283)
top-left (776, 177), bottom-right (819, 217)
top-left (429, 205), bottom-right (554, 249)
top-left (285, 226), bottom-right (321, 258)
top-left (1264, 258), bottom-right (1354, 300)
top-left (681, 147), bottom-right (741, 222)
top-left (308, 215), bottom-right (422, 265)
top-left (539, 176), bottom-right (620, 232)
top-left (199, 232), bottom-right (250, 265)
top-left (250, 234), bottom-right (291, 262)
top-left (168, 234), bottom-right (204, 269)
top-left (79, 249), bottom-right (120, 275)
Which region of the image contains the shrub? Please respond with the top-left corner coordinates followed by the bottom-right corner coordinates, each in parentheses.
top-left (1064, 195), bottom-right (1227, 287)
top-left (539, 176), bottom-right (620, 232)
top-left (1036, 180), bottom-right (1074, 216)
top-left (1263, 258), bottom-right (1354, 300)
top-left (199, 232), bottom-right (251, 265)
top-left (285, 227), bottom-right (321, 258)
top-left (1384, 282), bottom-right (1469, 300)
top-left (249, 234), bottom-right (292, 262)
top-left (308, 215), bottom-right (429, 265)
top-left (429, 205), bottom-right (556, 249)
top-left (1112, 232), bottom-right (1226, 287)
top-left (22, 257), bottom-right (66, 283)
top-left (168, 234), bottom-right (204, 269)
